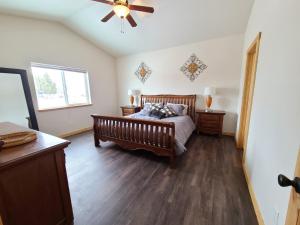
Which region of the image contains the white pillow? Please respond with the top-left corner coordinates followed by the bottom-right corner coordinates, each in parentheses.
top-left (182, 105), bottom-right (188, 115)
top-left (167, 103), bottom-right (188, 116)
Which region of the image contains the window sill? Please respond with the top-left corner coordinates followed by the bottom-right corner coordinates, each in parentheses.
top-left (38, 103), bottom-right (93, 112)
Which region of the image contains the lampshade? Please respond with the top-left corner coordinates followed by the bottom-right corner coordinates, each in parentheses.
top-left (113, 4), bottom-right (130, 18)
top-left (204, 87), bottom-right (216, 96)
top-left (128, 89), bottom-right (140, 96)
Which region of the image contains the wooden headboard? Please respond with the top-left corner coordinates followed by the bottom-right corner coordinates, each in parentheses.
top-left (140, 94), bottom-right (197, 122)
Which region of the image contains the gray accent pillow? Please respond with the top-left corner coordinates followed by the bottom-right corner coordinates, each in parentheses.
top-left (149, 104), bottom-right (164, 119)
top-left (160, 105), bottom-right (177, 118)
top-left (166, 103), bottom-right (186, 116)
top-left (142, 102), bottom-right (163, 114)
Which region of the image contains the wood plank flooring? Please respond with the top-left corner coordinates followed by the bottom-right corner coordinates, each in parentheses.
top-left (65, 132), bottom-right (258, 225)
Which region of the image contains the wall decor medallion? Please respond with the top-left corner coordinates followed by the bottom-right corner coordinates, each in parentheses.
top-left (135, 62), bottom-right (152, 83)
top-left (180, 54), bottom-right (207, 81)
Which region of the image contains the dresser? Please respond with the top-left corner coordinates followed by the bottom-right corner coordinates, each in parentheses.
top-left (196, 110), bottom-right (226, 136)
top-left (0, 131), bottom-right (73, 225)
top-left (121, 106), bottom-right (141, 116)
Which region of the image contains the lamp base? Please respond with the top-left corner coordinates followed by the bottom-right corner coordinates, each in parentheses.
top-left (129, 95), bottom-right (134, 106)
top-left (205, 95), bottom-right (213, 112)
top-left (205, 108), bottom-right (213, 112)
top-left (205, 95), bottom-right (212, 107)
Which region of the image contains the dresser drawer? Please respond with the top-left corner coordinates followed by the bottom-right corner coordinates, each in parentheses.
top-left (121, 106), bottom-right (141, 116)
top-left (196, 110), bottom-right (225, 136)
top-left (123, 108), bottom-right (135, 114)
top-left (200, 121), bottom-right (221, 129)
top-left (199, 114), bottom-right (220, 122)
top-left (199, 119), bottom-right (220, 126)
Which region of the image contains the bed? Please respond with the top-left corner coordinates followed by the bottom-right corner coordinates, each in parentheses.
top-left (91, 95), bottom-right (196, 165)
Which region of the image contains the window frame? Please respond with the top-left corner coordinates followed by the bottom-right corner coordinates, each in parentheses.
top-left (31, 63), bottom-right (92, 111)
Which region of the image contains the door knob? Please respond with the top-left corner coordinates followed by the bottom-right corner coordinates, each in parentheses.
top-left (278, 174), bottom-right (300, 194)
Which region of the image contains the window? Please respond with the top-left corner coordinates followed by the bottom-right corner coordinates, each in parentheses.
top-left (31, 63), bottom-right (91, 110)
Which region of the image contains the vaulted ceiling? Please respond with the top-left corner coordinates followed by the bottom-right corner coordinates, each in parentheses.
top-left (0, 0), bottom-right (254, 56)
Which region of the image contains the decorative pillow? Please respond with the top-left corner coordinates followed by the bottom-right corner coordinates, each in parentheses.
top-left (149, 104), bottom-right (165, 119)
top-left (160, 105), bottom-right (177, 118)
top-left (140, 102), bottom-right (163, 116)
top-left (166, 103), bottom-right (188, 116)
top-left (143, 102), bottom-right (163, 111)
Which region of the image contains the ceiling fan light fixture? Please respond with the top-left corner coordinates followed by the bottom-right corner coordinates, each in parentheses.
top-left (113, 4), bottom-right (129, 18)
top-left (94, 0), bottom-right (154, 28)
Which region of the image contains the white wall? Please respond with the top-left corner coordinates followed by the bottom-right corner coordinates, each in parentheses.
top-left (0, 14), bottom-right (118, 136)
top-left (116, 34), bottom-right (244, 134)
top-left (236, 1), bottom-right (300, 224)
top-left (0, 73), bottom-right (29, 127)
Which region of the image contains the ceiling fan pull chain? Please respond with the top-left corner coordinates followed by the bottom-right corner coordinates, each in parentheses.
top-left (120, 17), bottom-right (125, 34)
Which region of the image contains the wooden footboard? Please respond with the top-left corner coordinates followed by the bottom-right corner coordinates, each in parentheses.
top-left (91, 115), bottom-right (176, 164)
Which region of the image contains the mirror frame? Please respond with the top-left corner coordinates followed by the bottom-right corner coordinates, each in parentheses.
top-left (0, 67), bottom-right (39, 130)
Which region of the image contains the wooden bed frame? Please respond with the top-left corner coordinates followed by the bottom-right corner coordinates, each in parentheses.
top-left (91, 95), bottom-right (196, 165)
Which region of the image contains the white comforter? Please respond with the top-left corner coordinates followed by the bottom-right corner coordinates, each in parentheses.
top-left (127, 112), bottom-right (195, 155)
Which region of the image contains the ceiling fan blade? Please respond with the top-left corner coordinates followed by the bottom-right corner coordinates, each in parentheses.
top-left (92, 0), bottom-right (113, 5)
top-left (101, 10), bottom-right (115, 22)
top-left (128, 5), bottom-right (154, 13)
top-left (126, 14), bottom-right (137, 27)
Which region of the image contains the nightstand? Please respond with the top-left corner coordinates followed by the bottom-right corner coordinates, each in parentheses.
top-left (121, 106), bottom-right (141, 116)
top-left (196, 110), bottom-right (226, 136)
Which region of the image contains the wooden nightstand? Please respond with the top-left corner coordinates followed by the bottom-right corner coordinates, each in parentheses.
top-left (196, 110), bottom-right (226, 136)
top-left (121, 106), bottom-right (141, 116)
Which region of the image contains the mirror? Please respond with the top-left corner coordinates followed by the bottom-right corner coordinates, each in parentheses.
top-left (0, 73), bottom-right (29, 127)
top-left (0, 68), bottom-right (39, 130)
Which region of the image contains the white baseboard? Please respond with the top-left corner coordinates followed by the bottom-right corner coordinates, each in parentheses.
top-left (243, 163), bottom-right (265, 225)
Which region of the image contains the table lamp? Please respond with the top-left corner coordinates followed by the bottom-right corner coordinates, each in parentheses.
top-left (128, 89), bottom-right (140, 106)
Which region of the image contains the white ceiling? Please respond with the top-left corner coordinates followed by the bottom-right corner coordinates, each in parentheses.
top-left (0, 0), bottom-right (254, 56)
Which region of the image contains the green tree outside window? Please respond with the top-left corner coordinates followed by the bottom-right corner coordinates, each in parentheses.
top-left (37, 73), bottom-right (57, 94)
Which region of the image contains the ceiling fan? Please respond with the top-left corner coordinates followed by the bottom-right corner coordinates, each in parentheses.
top-left (92, 0), bottom-right (154, 28)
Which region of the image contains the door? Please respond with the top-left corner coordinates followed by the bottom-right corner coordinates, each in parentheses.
top-left (237, 33), bottom-right (261, 160)
top-left (278, 150), bottom-right (300, 225)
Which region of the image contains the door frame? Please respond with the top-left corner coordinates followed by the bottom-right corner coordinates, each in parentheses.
top-left (237, 32), bottom-right (261, 161)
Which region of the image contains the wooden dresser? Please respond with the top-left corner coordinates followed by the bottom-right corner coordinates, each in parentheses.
top-left (196, 110), bottom-right (226, 136)
top-left (0, 131), bottom-right (73, 225)
top-left (121, 106), bottom-right (141, 116)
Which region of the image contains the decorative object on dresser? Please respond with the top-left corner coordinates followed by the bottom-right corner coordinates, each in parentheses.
top-left (121, 105), bottom-right (141, 116)
top-left (92, 95), bottom-right (196, 166)
top-left (128, 89), bottom-right (134, 106)
top-left (0, 123), bottom-right (73, 225)
top-left (127, 89), bottom-right (141, 106)
top-left (204, 87), bottom-right (216, 112)
top-left (135, 62), bottom-right (151, 83)
top-left (196, 109), bottom-right (225, 136)
top-left (180, 54), bottom-right (207, 81)
top-left (0, 122), bottom-right (37, 149)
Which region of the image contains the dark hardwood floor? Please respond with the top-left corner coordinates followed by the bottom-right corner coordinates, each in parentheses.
top-left (65, 132), bottom-right (258, 225)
